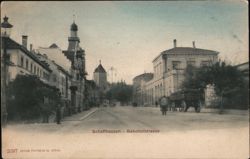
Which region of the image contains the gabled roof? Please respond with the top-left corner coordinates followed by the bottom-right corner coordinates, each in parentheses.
top-left (94, 64), bottom-right (106, 73)
top-left (153, 47), bottom-right (219, 62)
top-left (2, 37), bottom-right (52, 72)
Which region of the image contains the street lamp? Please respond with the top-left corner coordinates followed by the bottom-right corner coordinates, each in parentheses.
top-left (1, 15), bottom-right (13, 126)
top-left (1, 16), bottom-right (13, 37)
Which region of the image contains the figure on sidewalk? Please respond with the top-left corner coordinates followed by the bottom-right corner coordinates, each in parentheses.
top-left (56, 104), bottom-right (61, 124)
top-left (159, 96), bottom-right (169, 115)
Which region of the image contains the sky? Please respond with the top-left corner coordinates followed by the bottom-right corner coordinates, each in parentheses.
top-left (1, 1), bottom-right (248, 84)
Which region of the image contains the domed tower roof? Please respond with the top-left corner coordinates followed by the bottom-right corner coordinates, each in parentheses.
top-left (71, 22), bottom-right (78, 31)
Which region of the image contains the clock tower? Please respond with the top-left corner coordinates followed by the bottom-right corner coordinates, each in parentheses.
top-left (63, 19), bottom-right (87, 113)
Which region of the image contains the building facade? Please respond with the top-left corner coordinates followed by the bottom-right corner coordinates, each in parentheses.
top-left (3, 35), bottom-right (51, 84)
top-left (133, 39), bottom-right (219, 106)
top-left (37, 44), bottom-right (71, 73)
top-left (132, 73), bottom-right (153, 106)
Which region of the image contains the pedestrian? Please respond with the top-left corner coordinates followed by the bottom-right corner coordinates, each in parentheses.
top-left (56, 104), bottom-right (61, 124)
top-left (159, 96), bottom-right (168, 115)
top-left (155, 101), bottom-right (158, 107)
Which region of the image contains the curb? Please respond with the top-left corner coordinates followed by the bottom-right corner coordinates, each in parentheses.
top-left (79, 108), bottom-right (99, 120)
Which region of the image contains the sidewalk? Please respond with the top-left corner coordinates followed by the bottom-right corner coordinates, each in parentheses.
top-left (136, 105), bottom-right (249, 115)
top-left (63, 107), bottom-right (99, 121)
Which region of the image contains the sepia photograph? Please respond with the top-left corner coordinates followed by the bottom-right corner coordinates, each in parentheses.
top-left (1, 1), bottom-right (249, 159)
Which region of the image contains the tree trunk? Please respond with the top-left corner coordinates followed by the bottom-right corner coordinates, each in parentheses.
top-left (219, 94), bottom-right (224, 114)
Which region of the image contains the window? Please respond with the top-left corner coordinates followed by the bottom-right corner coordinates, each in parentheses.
top-left (37, 67), bottom-right (39, 75)
top-left (25, 59), bottom-right (29, 70)
top-left (21, 56), bottom-right (24, 67)
top-left (200, 61), bottom-right (210, 67)
top-left (53, 74), bottom-right (57, 82)
top-left (30, 63), bottom-right (33, 72)
top-left (61, 77), bottom-right (65, 85)
top-left (187, 61), bottom-right (196, 66)
top-left (172, 61), bottom-right (181, 69)
top-left (61, 88), bottom-right (64, 95)
top-left (34, 66), bottom-right (36, 74)
top-left (43, 72), bottom-right (49, 80)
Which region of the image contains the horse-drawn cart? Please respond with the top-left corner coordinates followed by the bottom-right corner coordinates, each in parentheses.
top-left (169, 89), bottom-right (202, 113)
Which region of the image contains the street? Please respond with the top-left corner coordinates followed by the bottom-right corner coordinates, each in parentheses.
top-left (2, 106), bottom-right (249, 158)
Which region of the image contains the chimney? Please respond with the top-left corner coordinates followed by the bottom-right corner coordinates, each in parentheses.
top-left (22, 35), bottom-right (28, 48)
top-left (30, 44), bottom-right (33, 51)
top-left (193, 41), bottom-right (196, 48)
top-left (173, 39), bottom-right (177, 48)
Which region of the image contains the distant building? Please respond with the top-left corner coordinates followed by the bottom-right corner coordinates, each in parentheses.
top-left (133, 39), bottom-right (219, 106)
top-left (132, 73), bottom-right (153, 106)
top-left (235, 61), bottom-right (249, 80)
top-left (93, 60), bottom-right (107, 91)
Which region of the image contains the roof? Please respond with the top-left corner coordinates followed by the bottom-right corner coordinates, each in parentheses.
top-left (71, 22), bottom-right (78, 31)
top-left (94, 64), bottom-right (106, 73)
top-left (133, 73), bottom-right (154, 82)
top-left (153, 47), bottom-right (219, 62)
top-left (235, 61), bottom-right (249, 68)
top-left (49, 43), bottom-right (59, 48)
top-left (2, 37), bottom-right (52, 72)
top-left (53, 62), bottom-right (72, 78)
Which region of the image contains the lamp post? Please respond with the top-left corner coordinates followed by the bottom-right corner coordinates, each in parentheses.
top-left (1, 16), bottom-right (13, 126)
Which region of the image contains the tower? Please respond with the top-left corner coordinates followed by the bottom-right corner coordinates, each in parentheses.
top-left (63, 19), bottom-right (86, 79)
top-left (93, 60), bottom-right (107, 90)
top-left (63, 18), bottom-right (87, 112)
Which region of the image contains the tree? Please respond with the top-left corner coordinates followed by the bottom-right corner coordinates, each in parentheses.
top-left (6, 74), bottom-right (60, 121)
top-left (105, 82), bottom-right (133, 105)
top-left (182, 61), bottom-right (248, 111)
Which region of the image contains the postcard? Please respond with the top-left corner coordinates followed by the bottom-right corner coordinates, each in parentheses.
top-left (1, 1), bottom-right (249, 159)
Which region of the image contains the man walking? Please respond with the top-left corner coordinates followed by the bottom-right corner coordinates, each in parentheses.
top-left (159, 96), bottom-right (168, 115)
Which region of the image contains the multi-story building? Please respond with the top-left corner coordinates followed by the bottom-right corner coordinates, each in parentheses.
top-left (133, 39), bottom-right (219, 106)
top-left (36, 53), bottom-right (71, 98)
top-left (132, 73), bottom-right (153, 106)
top-left (3, 35), bottom-right (51, 84)
top-left (36, 53), bottom-right (72, 116)
top-left (62, 20), bottom-right (87, 112)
